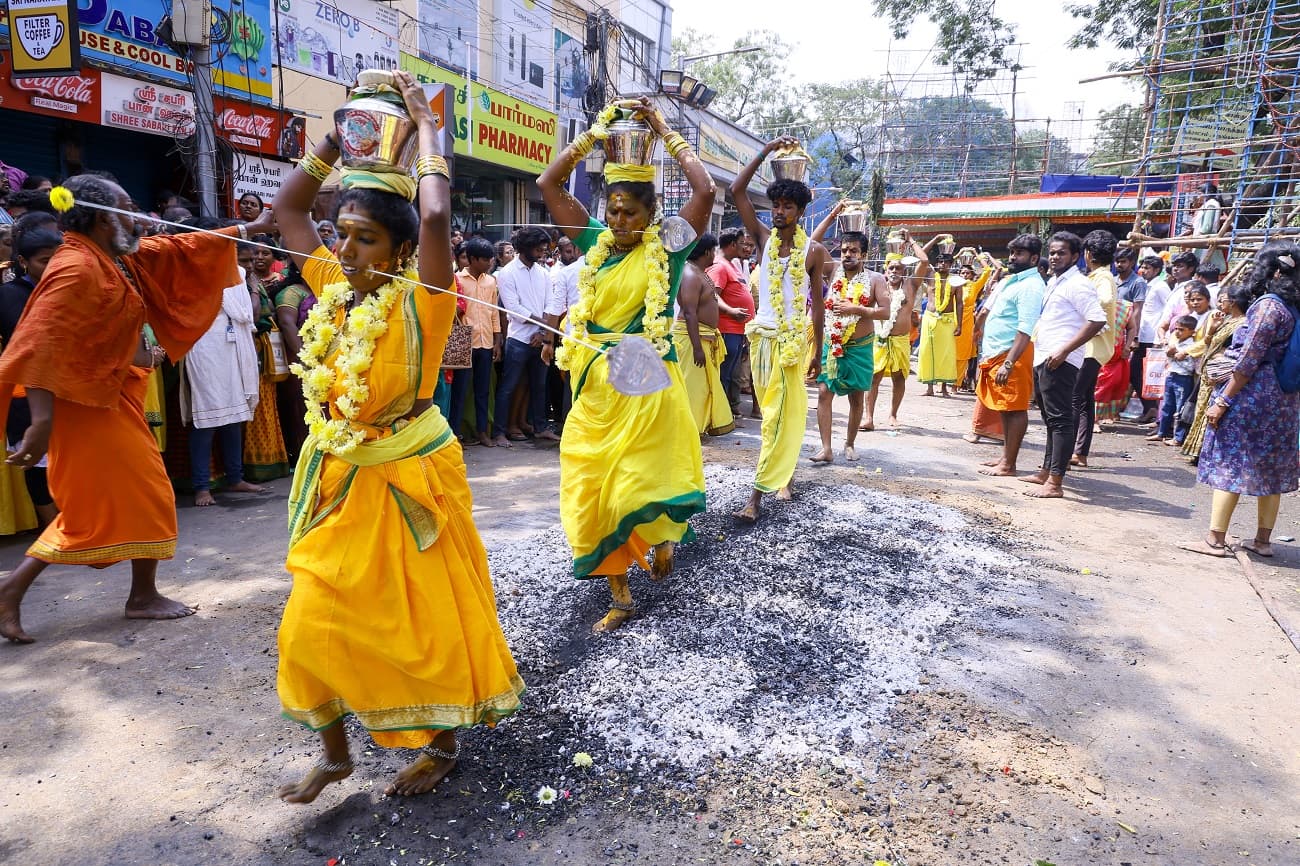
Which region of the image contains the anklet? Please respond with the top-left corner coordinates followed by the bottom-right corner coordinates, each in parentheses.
top-left (609, 601), bottom-right (635, 613)
top-left (315, 757), bottom-right (353, 774)
top-left (422, 739), bottom-right (462, 761)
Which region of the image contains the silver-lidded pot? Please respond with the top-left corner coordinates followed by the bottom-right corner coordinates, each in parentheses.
top-left (770, 152), bottom-right (810, 183)
top-left (334, 70), bottom-right (418, 172)
top-left (604, 115), bottom-right (657, 166)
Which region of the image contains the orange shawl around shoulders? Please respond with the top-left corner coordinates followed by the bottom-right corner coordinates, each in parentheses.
top-left (0, 231), bottom-right (239, 409)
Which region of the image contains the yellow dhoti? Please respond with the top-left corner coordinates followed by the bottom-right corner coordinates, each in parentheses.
top-left (749, 326), bottom-right (808, 493)
top-left (672, 320), bottom-right (735, 436)
top-left (918, 309), bottom-right (958, 385)
top-left (874, 333), bottom-right (911, 377)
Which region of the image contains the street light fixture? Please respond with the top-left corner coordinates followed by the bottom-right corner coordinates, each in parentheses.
top-left (658, 45), bottom-right (760, 110)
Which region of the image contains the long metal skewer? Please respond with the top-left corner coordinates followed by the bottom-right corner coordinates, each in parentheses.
top-left (53, 201), bottom-right (672, 396)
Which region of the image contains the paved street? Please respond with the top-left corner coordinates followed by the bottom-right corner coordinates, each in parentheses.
top-left (2, 380), bottom-right (1298, 865)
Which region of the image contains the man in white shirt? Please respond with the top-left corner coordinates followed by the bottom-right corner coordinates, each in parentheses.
top-left (1022, 232), bottom-right (1106, 499)
top-left (1129, 254), bottom-right (1172, 422)
top-left (493, 227), bottom-right (561, 445)
top-left (540, 251), bottom-right (584, 424)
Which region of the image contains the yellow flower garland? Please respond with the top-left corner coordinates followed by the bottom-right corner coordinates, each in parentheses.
top-left (555, 224), bottom-right (671, 370)
top-left (933, 274), bottom-right (954, 312)
top-left (766, 226), bottom-right (810, 367)
top-left (291, 270), bottom-right (414, 455)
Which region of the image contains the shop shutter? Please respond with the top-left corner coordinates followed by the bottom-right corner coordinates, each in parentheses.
top-left (0, 109), bottom-right (60, 182)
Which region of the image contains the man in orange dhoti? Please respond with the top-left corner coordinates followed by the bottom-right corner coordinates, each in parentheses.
top-left (974, 235), bottom-right (1046, 478)
top-left (0, 175), bottom-right (243, 643)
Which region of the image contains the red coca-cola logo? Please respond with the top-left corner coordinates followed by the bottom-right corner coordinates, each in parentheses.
top-left (13, 74), bottom-right (95, 104)
top-left (219, 108), bottom-right (273, 139)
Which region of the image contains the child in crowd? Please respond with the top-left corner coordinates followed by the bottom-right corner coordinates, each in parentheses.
top-left (1149, 314), bottom-right (1199, 445)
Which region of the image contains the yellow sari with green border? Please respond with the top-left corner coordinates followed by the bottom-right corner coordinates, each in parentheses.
top-left (562, 219), bottom-right (705, 578)
top-left (277, 248), bottom-right (524, 747)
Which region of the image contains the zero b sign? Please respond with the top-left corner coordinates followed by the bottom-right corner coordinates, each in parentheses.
top-left (9, 0), bottom-right (80, 77)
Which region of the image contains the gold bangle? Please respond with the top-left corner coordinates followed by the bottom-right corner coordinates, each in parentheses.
top-left (572, 131), bottom-right (597, 155)
top-left (298, 152), bottom-right (334, 182)
top-left (414, 154), bottom-right (450, 180)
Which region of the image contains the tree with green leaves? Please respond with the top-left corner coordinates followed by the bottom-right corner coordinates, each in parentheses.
top-left (1066, 0), bottom-right (1160, 52)
top-left (871, 0), bottom-right (1023, 87)
top-left (1088, 104), bottom-right (1146, 171)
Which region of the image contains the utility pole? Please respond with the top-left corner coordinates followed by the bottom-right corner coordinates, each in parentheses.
top-left (1041, 117), bottom-right (1053, 177)
top-left (171, 0), bottom-right (219, 218)
top-left (190, 43), bottom-right (220, 219)
top-left (583, 10), bottom-right (614, 212)
top-left (1007, 65), bottom-right (1019, 194)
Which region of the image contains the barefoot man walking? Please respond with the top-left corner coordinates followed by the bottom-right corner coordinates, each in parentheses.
top-left (730, 137), bottom-right (828, 522)
top-left (810, 224), bottom-right (888, 463)
top-left (863, 232), bottom-right (930, 431)
top-left (0, 174), bottom-right (242, 643)
top-left (975, 234), bottom-right (1046, 477)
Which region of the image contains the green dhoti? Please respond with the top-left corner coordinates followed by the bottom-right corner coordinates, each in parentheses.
top-left (818, 335), bottom-right (875, 396)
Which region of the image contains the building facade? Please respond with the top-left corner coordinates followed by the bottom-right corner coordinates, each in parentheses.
top-left (0, 0), bottom-right (766, 231)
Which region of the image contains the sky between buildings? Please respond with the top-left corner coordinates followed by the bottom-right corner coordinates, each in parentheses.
top-left (672, 0), bottom-right (1143, 152)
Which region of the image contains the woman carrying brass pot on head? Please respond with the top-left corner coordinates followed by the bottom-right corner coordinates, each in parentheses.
top-left (270, 69), bottom-right (523, 804)
top-left (536, 97), bottom-right (714, 633)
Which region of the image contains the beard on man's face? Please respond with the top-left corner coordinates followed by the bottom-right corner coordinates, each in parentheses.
top-left (110, 222), bottom-right (142, 256)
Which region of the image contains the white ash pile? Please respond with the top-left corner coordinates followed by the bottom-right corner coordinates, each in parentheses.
top-left (488, 464), bottom-right (1025, 777)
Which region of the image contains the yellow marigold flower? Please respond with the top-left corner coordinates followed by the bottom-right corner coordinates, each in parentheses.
top-left (49, 186), bottom-right (76, 212)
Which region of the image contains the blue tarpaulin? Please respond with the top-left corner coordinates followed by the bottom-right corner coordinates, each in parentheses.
top-left (1040, 174), bottom-right (1177, 194)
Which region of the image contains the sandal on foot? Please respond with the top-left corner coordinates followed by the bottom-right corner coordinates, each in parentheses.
top-left (1241, 538), bottom-right (1275, 557)
top-left (1176, 538), bottom-right (1232, 558)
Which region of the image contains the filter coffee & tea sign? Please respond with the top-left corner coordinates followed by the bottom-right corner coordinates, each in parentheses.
top-left (101, 72), bottom-right (195, 137)
top-left (8, 0), bottom-right (80, 76)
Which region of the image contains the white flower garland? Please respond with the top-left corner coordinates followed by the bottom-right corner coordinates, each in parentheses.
top-left (555, 223), bottom-right (671, 370)
top-left (766, 227), bottom-right (810, 367)
top-left (291, 270), bottom-right (412, 455)
top-left (877, 284), bottom-right (907, 337)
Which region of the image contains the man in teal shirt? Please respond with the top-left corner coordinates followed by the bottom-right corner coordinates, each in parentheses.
top-left (976, 234), bottom-right (1046, 478)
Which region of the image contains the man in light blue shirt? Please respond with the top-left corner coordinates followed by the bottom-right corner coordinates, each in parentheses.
top-left (976, 234), bottom-right (1046, 478)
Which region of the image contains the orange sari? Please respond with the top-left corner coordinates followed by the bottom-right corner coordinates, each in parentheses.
top-left (0, 232), bottom-right (236, 564)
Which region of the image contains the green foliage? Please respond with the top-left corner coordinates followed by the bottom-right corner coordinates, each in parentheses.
top-left (871, 0), bottom-right (1022, 87)
top-left (1064, 0), bottom-right (1159, 52)
top-left (805, 79), bottom-right (891, 196)
top-left (1089, 104), bottom-right (1146, 170)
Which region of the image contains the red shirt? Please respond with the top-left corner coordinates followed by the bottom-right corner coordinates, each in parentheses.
top-left (707, 257), bottom-right (754, 335)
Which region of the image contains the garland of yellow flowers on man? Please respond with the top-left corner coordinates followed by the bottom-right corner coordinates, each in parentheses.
top-left (766, 226), bottom-right (811, 368)
top-left (556, 104), bottom-right (673, 371)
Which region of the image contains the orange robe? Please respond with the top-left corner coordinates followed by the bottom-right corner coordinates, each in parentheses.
top-left (0, 232), bottom-right (237, 565)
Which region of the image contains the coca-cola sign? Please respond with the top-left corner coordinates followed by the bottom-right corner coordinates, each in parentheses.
top-left (219, 108), bottom-right (273, 140)
top-left (0, 49), bottom-right (99, 121)
top-left (213, 96), bottom-right (305, 159)
top-left (13, 73), bottom-right (94, 104)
